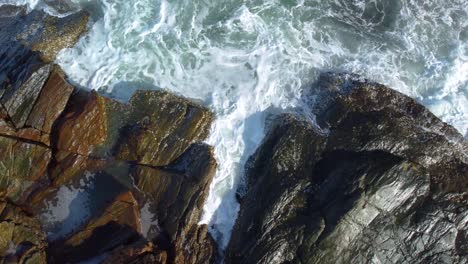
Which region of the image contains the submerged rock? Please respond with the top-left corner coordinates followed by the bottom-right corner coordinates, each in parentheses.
top-left (48, 191), bottom-right (142, 263)
top-left (227, 73), bottom-right (467, 264)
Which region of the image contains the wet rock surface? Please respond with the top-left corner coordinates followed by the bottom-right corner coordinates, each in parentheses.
top-left (0, 5), bottom-right (217, 264)
top-left (2, 3), bottom-right (467, 264)
top-left (132, 143), bottom-right (218, 263)
top-left (227, 73), bottom-right (467, 264)
top-left (0, 136), bottom-right (51, 204)
top-left (0, 201), bottom-right (48, 263)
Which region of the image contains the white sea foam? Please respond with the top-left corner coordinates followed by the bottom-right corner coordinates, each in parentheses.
top-left (0, 0), bottom-right (86, 17)
top-left (4, 0), bottom-right (468, 250)
top-left (39, 172), bottom-right (95, 240)
top-left (140, 202), bottom-right (159, 239)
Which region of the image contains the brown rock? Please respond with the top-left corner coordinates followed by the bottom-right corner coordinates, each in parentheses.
top-left (0, 5), bottom-right (219, 264)
top-left (55, 90), bottom-right (127, 157)
top-left (49, 151), bottom-right (107, 186)
top-left (0, 64), bottom-right (51, 129)
top-left (56, 89), bottom-right (214, 163)
top-left (0, 119), bottom-right (15, 136)
top-left (0, 122), bottom-right (49, 145)
top-left (29, 151), bottom-right (133, 224)
top-left (0, 202), bottom-right (48, 263)
top-left (1, 7), bottom-right (218, 258)
top-left (0, 137), bottom-right (51, 204)
top-left (0, 104), bottom-right (7, 119)
top-left (0, 65), bottom-right (75, 146)
top-left (18, 128), bottom-right (51, 145)
top-left (0, 4), bottom-right (88, 145)
top-left (48, 191), bottom-right (142, 263)
top-left (28, 150), bottom-right (108, 207)
top-left (134, 143), bottom-right (216, 238)
top-left (103, 240), bottom-right (168, 264)
top-left (26, 66), bottom-right (74, 136)
top-left (133, 143), bottom-right (217, 264)
top-left (174, 224), bottom-right (217, 264)
top-left (65, 191), bottom-right (141, 247)
top-left (116, 90), bottom-right (214, 166)
top-left (28, 11), bottom-right (89, 62)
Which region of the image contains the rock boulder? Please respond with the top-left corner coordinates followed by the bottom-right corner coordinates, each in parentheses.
top-left (227, 73), bottom-right (467, 264)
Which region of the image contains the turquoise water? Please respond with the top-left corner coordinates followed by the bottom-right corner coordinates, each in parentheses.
top-left (4, 0), bottom-right (467, 249)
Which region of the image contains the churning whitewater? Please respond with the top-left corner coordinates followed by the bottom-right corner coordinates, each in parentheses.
top-left (3, 0), bottom-right (467, 250)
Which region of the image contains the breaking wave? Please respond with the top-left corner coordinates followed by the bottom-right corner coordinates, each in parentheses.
top-left (3, 0), bottom-right (467, 249)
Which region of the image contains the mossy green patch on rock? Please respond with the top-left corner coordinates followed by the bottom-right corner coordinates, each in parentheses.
top-left (0, 222), bottom-right (14, 255)
top-left (55, 89), bottom-right (214, 164)
top-left (116, 90), bottom-right (214, 166)
top-left (0, 202), bottom-right (47, 263)
top-left (0, 137), bottom-right (51, 204)
top-left (29, 11), bottom-right (89, 62)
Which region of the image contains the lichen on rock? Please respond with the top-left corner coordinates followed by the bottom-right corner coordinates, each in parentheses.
top-left (0, 201), bottom-right (48, 263)
top-left (0, 137), bottom-right (51, 204)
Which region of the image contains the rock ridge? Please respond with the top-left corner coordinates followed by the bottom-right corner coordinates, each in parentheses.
top-left (227, 72), bottom-right (467, 264)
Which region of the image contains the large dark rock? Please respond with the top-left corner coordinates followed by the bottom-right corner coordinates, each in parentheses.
top-left (227, 73), bottom-right (467, 264)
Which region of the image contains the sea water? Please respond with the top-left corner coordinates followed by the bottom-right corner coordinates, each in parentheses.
top-left (2, 0), bottom-right (467, 250)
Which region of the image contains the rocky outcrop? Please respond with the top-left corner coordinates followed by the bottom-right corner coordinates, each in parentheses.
top-left (0, 137), bottom-right (51, 204)
top-left (0, 5), bottom-right (218, 264)
top-left (47, 191), bottom-right (143, 263)
top-left (0, 4), bottom-right (88, 63)
top-left (0, 201), bottom-right (48, 263)
top-left (0, 4), bottom-right (86, 146)
top-left (132, 143), bottom-right (217, 263)
top-left (116, 90), bottom-right (213, 166)
top-left (227, 73), bottom-right (467, 264)
top-left (55, 89), bottom-right (213, 162)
